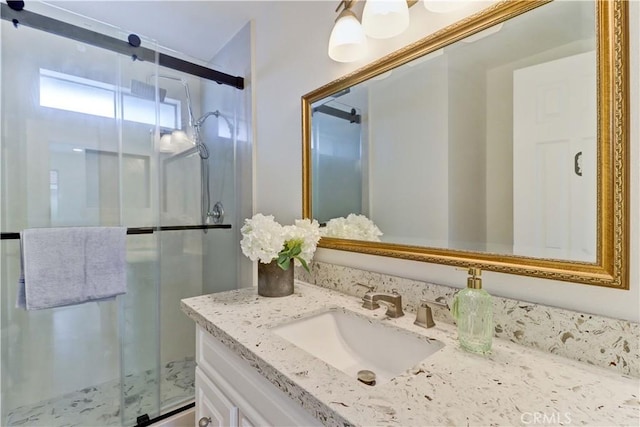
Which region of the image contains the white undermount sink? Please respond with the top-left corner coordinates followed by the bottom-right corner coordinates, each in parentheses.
top-left (271, 308), bottom-right (444, 385)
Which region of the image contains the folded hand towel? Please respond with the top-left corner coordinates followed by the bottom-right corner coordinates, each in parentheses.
top-left (17, 227), bottom-right (127, 310)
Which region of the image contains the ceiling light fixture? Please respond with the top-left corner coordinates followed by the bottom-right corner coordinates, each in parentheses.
top-left (328, 0), bottom-right (421, 63)
top-left (328, 1), bottom-right (368, 63)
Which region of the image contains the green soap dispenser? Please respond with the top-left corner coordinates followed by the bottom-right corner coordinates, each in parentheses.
top-left (451, 267), bottom-right (493, 354)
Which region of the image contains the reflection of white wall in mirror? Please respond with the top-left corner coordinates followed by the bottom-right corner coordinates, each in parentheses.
top-left (368, 55), bottom-right (449, 245)
top-left (406, 48), bottom-right (444, 67)
top-left (371, 70), bottom-right (393, 81)
top-left (448, 51), bottom-right (487, 251)
top-left (461, 23), bottom-right (503, 44)
top-left (513, 51), bottom-right (596, 262)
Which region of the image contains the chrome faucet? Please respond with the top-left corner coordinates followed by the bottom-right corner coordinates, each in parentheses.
top-left (362, 289), bottom-right (404, 318)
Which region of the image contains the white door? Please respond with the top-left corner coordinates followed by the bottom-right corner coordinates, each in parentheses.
top-left (513, 51), bottom-right (596, 262)
top-left (195, 367), bottom-right (239, 427)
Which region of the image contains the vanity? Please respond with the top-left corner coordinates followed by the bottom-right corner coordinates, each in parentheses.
top-left (181, 282), bottom-right (639, 427)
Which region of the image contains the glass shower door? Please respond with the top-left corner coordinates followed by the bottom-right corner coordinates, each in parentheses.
top-left (0, 13), bottom-right (162, 426)
top-left (0, 4), bottom-right (246, 426)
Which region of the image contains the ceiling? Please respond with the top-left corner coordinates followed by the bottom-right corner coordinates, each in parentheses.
top-left (41, 1), bottom-right (268, 63)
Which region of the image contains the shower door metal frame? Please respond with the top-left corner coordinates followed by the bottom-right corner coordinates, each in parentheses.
top-left (0, 3), bottom-right (245, 89)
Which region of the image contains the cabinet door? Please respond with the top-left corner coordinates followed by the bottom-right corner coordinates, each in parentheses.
top-left (238, 412), bottom-right (255, 427)
top-left (197, 326), bottom-right (322, 427)
top-left (195, 367), bottom-right (239, 427)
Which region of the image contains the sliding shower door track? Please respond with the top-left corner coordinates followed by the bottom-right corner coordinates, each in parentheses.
top-left (1, 3), bottom-right (244, 89)
top-left (134, 401), bottom-right (195, 427)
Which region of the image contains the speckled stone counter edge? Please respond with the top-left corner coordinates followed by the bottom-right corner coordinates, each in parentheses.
top-left (296, 261), bottom-right (639, 377)
top-left (181, 297), bottom-right (353, 427)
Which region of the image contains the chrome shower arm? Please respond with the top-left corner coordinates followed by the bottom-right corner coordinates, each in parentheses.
top-left (194, 111), bottom-right (219, 127)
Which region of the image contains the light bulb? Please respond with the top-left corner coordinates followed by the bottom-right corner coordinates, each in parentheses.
top-left (424, 0), bottom-right (468, 13)
top-left (362, 0), bottom-right (410, 39)
top-left (328, 8), bottom-right (367, 63)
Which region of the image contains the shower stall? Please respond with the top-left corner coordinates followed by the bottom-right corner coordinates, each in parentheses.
top-left (0, 3), bottom-right (249, 426)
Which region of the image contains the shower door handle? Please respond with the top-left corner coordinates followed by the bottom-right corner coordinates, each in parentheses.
top-left (574, 151), bottom-right (583, 176)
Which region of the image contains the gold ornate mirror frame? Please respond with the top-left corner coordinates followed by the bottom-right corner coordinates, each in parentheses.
top-left (302, 0), bottom-right (629, 289)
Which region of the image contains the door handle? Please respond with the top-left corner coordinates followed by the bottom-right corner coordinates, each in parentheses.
top-left (574, 151), bottom-right (583, 176)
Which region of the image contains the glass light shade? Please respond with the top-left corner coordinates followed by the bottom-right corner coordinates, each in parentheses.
top-left (423, 0), bottom-right (468, 13)
top-left (328, 10), bottom-right (367, 63)
top-left (362, 0), bottom-right (410, 39)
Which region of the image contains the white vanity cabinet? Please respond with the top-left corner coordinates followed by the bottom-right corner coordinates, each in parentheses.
top-left (195, 325), bottom-right (322, 427)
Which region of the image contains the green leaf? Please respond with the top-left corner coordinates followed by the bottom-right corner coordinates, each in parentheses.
top-left (278, 257), bottom-right (291, 270)
top-left (277, 253), bottom-right (289, 264)
top-left (296, 256), bottom-right (310, 273)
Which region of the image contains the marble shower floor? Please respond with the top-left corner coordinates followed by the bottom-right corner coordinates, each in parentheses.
top-left (6, 357), bottom-right (195, 427)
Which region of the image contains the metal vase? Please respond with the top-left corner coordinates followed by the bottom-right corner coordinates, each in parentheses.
top-left (257, 260), bottom-right (294, 297)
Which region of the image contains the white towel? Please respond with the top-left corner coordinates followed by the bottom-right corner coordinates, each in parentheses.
top-left (17, 227), bottom-right (127, 310)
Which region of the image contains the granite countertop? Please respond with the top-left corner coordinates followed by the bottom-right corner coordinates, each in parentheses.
top-left (181, 281), bottom-right (640, 427)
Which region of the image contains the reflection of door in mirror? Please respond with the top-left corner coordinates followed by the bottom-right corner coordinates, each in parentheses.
top-left (311, 101), bottom-right (363, 224)
top-left (513, 51), bottom-right (596, 262)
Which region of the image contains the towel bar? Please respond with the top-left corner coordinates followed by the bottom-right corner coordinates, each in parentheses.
top-left (1, 224), bottom-right (231, 240)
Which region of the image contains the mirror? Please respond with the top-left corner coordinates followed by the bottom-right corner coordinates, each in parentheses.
top-left (302, 0), bottom-right (629, 289)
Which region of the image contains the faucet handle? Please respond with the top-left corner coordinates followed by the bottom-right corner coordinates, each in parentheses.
top-left (421, 297), bottom-right (448, 309)
top-left (415, 299), bottom-right (436, 328)
top-left (414, 298), bottom-right (448, 328)
top-left (355, 282), bottom-right (376, 293)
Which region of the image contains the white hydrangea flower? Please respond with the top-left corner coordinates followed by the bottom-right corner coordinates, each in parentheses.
top-left (240, 214), bottom-right (285, 263)
top-left (322, 214), bottom-right (382, 242)
top-left (287, 218), bottom-right (321, 265)
top-left (240, 215), bottom-right (321, 270)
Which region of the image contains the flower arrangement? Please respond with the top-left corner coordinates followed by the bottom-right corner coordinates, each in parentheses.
top-left (321, 214), bottom-right (383, 242)
top-left (240, 214), bottom-right (321, 272)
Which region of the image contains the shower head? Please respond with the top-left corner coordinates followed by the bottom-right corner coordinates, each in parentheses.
top-left (195, 110), bottom-right (235, 138)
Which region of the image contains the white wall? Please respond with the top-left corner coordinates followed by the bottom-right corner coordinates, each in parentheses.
top-left (200, 21), bottom-right (253, 294)
top-left (368, 58), bottom-right (449, 245)
top-left (250, 1), bottom-right (640, 323)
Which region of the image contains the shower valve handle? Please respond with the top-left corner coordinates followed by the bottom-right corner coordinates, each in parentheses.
top-left (198, 416), bottom-right (212, 427)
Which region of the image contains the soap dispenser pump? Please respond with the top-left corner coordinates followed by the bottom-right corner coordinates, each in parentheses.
top-left (451, 267), bottom-right (493, 354)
